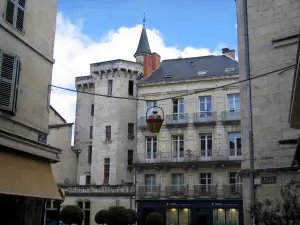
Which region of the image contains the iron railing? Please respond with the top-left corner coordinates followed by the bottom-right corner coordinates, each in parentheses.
top-left (194, 184), bottom-right (217, 198)
top-left (165, 185), bottom-right (188, 198)
top-left (223, 184), bottom-right (243, 198)
top-left (134, 150), bottom-right (243, 163)
top-left (166, 113), bottom-right (189, 126)
top-left (222, 109), bottom-right (241, 121)
top-left (193, 111), bottom-right (217, 124)
top-left (138, 185), bottom-right (160, 198)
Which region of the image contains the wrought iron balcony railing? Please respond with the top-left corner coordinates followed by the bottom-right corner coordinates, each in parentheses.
top-left (138, 185), bottom-right (160, 199)
top-left (58, 184), bottom-right (135, 194)
top-left (222, 109), bottom-right (241, 122)
top-left (193, 111), bottom-right (217, 125)
top-left (166, 113), bottom-right (189, 126)
top-left (194, 184), bottom-right (217, 198)
top-left (223, 184), bottom-right (243, 198)
top-left (134, 150), bottom-right (243, 164)
top-left (165, 185), bottom-right (188, 198)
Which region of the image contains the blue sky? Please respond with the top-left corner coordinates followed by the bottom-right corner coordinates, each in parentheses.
top-left (51, 0), bottom-right (238, 125)
top-left (58, 0), bottom-right (238, 52)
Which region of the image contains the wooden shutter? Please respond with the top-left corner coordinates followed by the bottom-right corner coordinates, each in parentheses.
top-left (0, 51), bottom-right (19, 113)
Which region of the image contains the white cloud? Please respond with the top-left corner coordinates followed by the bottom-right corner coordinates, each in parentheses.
top-left (50, 12), bottom-right (227, 125)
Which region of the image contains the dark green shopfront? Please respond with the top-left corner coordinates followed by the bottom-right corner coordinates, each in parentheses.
top-left (137, 199), bottom-right (243, 225)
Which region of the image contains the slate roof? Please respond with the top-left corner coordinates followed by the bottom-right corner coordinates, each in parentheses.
top-left (138, 55), bottom-right (239, 85)
top-left (134, 28), bottom-right (151, 57)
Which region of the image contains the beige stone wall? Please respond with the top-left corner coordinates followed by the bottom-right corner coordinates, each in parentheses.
top-left (136, 75), bottom-right (241, 191)
top-left (75, 60), bottom-right (143, 185)
top-left (236, 0), bottom-right (300, 224)
top-left (48, 108), bottom-right (77, 184)
top-left (62, 195), bottom-right (135, 225)
top-left (0, 0), bottom-right (59, 160)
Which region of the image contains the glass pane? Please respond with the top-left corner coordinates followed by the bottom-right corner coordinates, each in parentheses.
top-left (226, 209), bottom-right (239, 225)
top-left (237, 138), bottom-right (241, 149)
top-left (200, 102), bottom-right (206, 112)
top-left (201, 139), bottom-right (206, 150)
top-left (167, 209), bottom-right (178, 225)
top-left (179, 209), bottom-right (190, 225)
top-left (179, 103), bottom-right (184, 113)
top-left (207, 139), bottom-right (212, 150)
top-left (206, 101), bottom-right (212, 111)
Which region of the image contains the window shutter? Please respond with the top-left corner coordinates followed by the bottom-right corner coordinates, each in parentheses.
top-left (0, 51), bottom-right (19, 113)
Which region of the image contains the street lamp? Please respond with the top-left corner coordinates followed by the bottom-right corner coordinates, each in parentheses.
top-left (146, 106), bottom-right (164, 133)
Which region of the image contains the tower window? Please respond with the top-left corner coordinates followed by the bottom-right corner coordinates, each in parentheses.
top-left (108, 80), bottom-right (113, 96)
top-left (128, 80), bottom-right (134, 96)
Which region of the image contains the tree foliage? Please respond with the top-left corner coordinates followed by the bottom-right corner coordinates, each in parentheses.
top-left (107, 206), bottom-right (130, 225)
top-left (248, 179), bottom-right (300, 225)
top-left (127, 209), bottom-right (138, 225)
top-left (60, 205), bottom-right (83, 225)
top-left (95, 209), bottom-right (109, 224)
top-left (146, 212), bottom-right (164, 225)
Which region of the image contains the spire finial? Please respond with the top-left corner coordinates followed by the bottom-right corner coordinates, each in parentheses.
top-left (143, 13), bottom-right (146, 28)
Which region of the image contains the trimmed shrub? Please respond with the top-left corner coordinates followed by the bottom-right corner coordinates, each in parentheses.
top-left (60, 205), bottom-right (83, 225)
top-left (95, 209), bottom-right (109, 224)
top-left (127, 209), bottom-right (138, 225)
top-left (146, 212), bottom-right (164, 225)
top-left (107, 206), bottom-right (130, 225)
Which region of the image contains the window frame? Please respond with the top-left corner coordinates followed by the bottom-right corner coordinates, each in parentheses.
top-left (103, 158), bottom-right (110, 184)
top-left (108, 79), bottom-right (113, 96)
top-left (4, 0), bottom-right (27, 33)
top-left (146, 136), bottom-right (157, 160)
top-left (91, 104), bottom-right (94, 116)
top-left (200, 134), bottom-right (213, 157)
top-left (88, 145), bottom-right (92, 164)
top-left (128, 80), bottom-right (134, 96)
top-left (105, 125), bottom-right (111, 140)
top-left (89, 126), bottom-right (93, 139)
top-left (172, 135), bottom-right (184, 159)
top-left (0, 50), bottom-right (20, 113)
top-left (127, 150), bottom-right (134, 166)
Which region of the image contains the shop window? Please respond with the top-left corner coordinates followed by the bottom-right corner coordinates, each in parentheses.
top-left (213, 208), bottom-right (239, 225)
top-left (166, 208), bottom-right (191, 225)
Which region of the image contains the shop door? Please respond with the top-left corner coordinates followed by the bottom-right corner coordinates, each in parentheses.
top-left (196, 213), bottom-right (207, 225)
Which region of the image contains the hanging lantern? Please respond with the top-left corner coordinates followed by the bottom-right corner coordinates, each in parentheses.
top-left (146, 106), bottom-right (164, 133)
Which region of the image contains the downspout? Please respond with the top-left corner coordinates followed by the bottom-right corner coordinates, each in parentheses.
top-left (242, 0), bottom-right (255, 220)
top-left (134, 82), bottom-right (139, 211)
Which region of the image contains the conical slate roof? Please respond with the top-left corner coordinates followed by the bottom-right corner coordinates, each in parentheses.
top-left (134, 27), bottom-right (151, 57)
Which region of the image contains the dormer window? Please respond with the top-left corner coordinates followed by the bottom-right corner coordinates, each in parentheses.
top-left (164, 73), bottom-right (172, 78)
top-left (225, 67), bottom-right (235, 73)
top-left (198, 70), bottom-right (208, 75)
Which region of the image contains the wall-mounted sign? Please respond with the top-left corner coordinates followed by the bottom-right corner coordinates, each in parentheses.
top-left (261, 176), bottom-right (276, 184)
top-left (38, 134), bottom-right (47, 144)
top-left (166, 202), bottom-right (191, 207)
top-left (212, 203), bottom-right (239, 207)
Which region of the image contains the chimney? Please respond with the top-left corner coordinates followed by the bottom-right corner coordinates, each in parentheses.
top-left (143, 54), bottom-right (153, 78)
top-left (151, 52), bottom-right (161, 71)
top-left (222, 48), bottom-right (236, 59)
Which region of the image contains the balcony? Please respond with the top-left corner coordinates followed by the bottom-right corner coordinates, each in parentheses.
top-left (165, 185), bottom-right (188, 198)
top-left (138, 116), bottom-right (148, 130)
top-left (222, 109), bottom-right (240, 124)
top-left (138, 185), bottom-right (160, 199)
top-left (193, 111), bottom-right (217, 126)
top-left (166, 113), bottom-right (189, 128)
top-left (224, 184), bottom-right (243, 198)
top-left (194, 184), bottom-right (217, 198)
top-left (134, 150), bottom-right (243, 167)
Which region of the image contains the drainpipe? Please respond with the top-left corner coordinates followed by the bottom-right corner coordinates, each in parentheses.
top-left (242, 0), bottom-right (255, 223)
top-left (134, 83), bottom-right (139, 211)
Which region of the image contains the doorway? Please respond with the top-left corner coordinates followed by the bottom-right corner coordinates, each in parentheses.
top-left (196, 213), bottom-right (207, 225)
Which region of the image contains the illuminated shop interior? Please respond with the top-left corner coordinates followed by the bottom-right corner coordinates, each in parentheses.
top-left (167, 208), bottom-right (191, 225)
top-left (213, 208), bottom-right (239, 225)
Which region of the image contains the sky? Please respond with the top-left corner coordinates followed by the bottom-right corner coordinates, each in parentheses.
top-left (50, 0), bottom-right (238, 126)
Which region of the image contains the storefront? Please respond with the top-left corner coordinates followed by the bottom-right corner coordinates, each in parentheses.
top-left (137, 199), bottom-right (243, 225)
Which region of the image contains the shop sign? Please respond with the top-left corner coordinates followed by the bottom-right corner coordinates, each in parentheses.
top-left (166, 202), bottom-right (191, 207)
top-left (212, 203), bottom-right (239, 207)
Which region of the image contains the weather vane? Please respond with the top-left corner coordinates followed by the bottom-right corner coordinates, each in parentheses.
top-left (143, 13), bottom-right (146, 28)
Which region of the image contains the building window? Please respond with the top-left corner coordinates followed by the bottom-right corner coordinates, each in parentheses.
top-left (145, 174), bottom-right (156, 192)
top-left (128, 123), bottom-right (134, 139)
top-left (104, 158), bottom-right (110, 184)
top-left (108, 80), bottom-right (113, 96)
top-left (128, 80), bottom-right (134, 96)
top-left (199, 96), bottom-right (212, 118)
top-left (171, 173), bottom-right (184, 192)
top-left (78, 201), bottom-right (91, 225)
top-left (88, 146), bottom-right (92, 164)
top-left (0, 51), bottom-right (20, 113)
top-left (146, 137), bottom-right (157, 161)
top-left (5, 0), bottom-right (26, 32)
top-left (89, 126), bottom-right (93, 139)
top-left (229, 172), bottom-right (241, 185)
top-left (86, 174), bottom-right (91, 185)
top-left (227, 94), bottom-right (240, 110)
top-left (172, 98), bottom-right (185, 120)
top-left (172, 135), bottom-right (184, 160)
top-left (127, 150), bottom-right (133, 166)
top-left (228, 133), bottom-right (241, 157)
top-left (105, 126), bottom-right (111, 140)
top-left (91, 104), bottom-right (94, 116)
top-left (45, 200), bottom-right (58, 225)
top-left (200, 173), bottom-right (212, 191)
top-left (200, 134), bottom-right (212, 157)
top-left (146, 101), bottom-right (156, 116)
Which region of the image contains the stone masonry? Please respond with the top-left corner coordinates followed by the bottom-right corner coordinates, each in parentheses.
top-left (236, 0), bottom-right (300, 224)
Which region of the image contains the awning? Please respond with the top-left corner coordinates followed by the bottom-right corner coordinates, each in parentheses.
top-left (0, 151), bottom-right (62, 200)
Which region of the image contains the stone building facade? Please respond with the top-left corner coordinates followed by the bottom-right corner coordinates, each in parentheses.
top-left (135, 49), bottom-right (243, 225)
top-left (236, 0), bottom-right (300, 224)
top-left (0, 0), bottom-right (62, 224)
